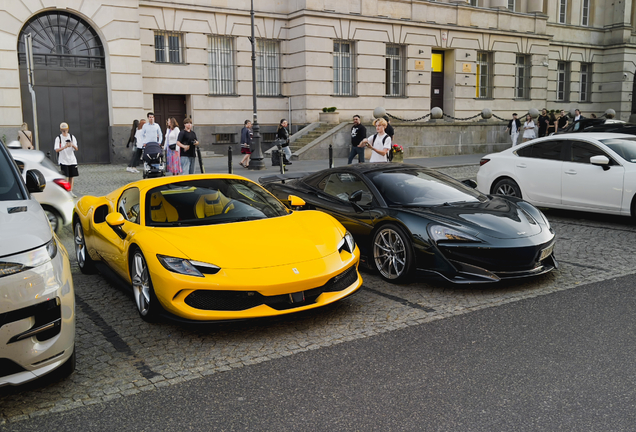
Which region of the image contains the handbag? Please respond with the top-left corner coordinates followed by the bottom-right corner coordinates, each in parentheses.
top-left (169, 143), bottom-right (176, 150)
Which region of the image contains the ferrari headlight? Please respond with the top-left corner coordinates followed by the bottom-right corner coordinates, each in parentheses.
top-left (156, 255), bottom-right (220, 277)
top-left (337, 231), bottom-right (356, 254)
top-left (0, 239), bottom-right (57, 278)
top-left (429, 225), bottom-right (480, 243)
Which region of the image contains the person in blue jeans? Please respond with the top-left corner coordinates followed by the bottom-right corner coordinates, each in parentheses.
top-left (177, 118), bottom-right (198, 174)
top-left (347, 115), bottom-right (367, 164)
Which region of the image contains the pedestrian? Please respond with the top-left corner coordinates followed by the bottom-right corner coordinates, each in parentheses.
top-left (239, 120), bottom-right (252, 168)
top-left (538, 109), bottom-right (550, 138)
top-left (506, 113), bottom-right (521, 146)
top-left (574, 109), bottom-right (584, 122)
top-left (141, 112), bottom-right (162, 147)
top-left (364, 118), bottom-right (391, 162)
top-left (166, 117), bottom-right (182, 175)
top-left (54, 122), bottom-right (78, 193)
top-left (348, 115), bottom-right (367, 164)
top-left (18, 123), bottom-right (33, 150)
top-left (522, 114), bottom-right (536, 142)
top-left (547, 111), bottom-right (557, 135)
top-left (177, 118), bottom-right (198, 175)
top-left (383, 115), bottom-right (395, 140)
top-left (277, 119), bottom-right (292, 165)
top-left (126, 119), bottom-right (144, 173)
top-left (556, 109), bottom-right (568, 132)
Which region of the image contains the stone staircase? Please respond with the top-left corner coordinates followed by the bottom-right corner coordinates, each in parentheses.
top-left (289, 124), bottom-right (333, 153)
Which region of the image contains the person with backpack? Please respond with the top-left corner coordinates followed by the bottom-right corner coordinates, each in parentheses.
top-left (54, 122), bottom-right (78, 193)
top-left (364, 118), bottom-right (391, 162)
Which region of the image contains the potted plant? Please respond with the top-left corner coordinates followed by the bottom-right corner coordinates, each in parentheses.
top-left (319, 107), bottom-right (340, 124)
top-left (390, 143), bottom-right (404, 163)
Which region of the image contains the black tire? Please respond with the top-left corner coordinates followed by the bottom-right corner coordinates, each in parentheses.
top-left (372, 224), bottom-right (414, 283)
top-left (43, 206), bottom-right (62, 234)
top-left (492, 178), bottom-right (522, 199)
top-left (74, 221), bottom-right (97, 274)
top-left (130, 248), bottom-right (161, 322)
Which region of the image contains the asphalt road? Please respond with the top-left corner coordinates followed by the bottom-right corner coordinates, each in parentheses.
top-left (4, 273), bottom-right (636, 431)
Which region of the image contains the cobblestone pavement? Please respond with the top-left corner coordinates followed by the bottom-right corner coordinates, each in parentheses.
top-left (2, 161), bottom-right (635, 424)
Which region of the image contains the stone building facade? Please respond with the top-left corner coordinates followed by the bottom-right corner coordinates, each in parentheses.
top-left (1, 0), bottom-right (636, 163)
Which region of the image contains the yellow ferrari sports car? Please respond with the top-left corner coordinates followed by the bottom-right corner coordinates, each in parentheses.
top-left (72, 174), bottom-right (362, 323)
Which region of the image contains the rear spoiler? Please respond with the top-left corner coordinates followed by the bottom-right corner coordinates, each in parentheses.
top-left (258, 172), bottom-right (312, 184)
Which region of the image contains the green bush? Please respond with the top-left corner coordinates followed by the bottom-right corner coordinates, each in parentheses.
top-left (322, 107), bottom-right (328, 112)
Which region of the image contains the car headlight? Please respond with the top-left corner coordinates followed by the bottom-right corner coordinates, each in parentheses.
top-left (156, 255), bottom-right (220, 277)
top-left (337, 231), bottom-right (356, 254)
top-left (429, 225), bottom-right (480, 243)
top-left (0, 239), bottom-right (58, 278)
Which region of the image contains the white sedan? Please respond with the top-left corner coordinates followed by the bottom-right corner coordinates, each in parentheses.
top-left (476, 133), bottom-right (636, 218)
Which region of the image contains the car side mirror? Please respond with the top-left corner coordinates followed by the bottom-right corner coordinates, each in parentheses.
top-left (25, 169), bottom-right (46, 193)
top-left (288, 195), bottom-right (306, 207)
top-left (461, 179), bottom-right (478, 189)
top-left (349, 190), bottom-right (363, 203)
top-left (106, 212), bottom-right (127, 239)
top-left (590, 155), bottom-right (610, 171)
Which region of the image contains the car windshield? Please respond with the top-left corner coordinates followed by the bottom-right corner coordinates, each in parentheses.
top-left (368, 168), bottom-right (487, 206)
top-left (0, 148), bottom-right (26, 201)
top-left (601, 138), bottom-right (636, 163)
top-left (146, 178), bottom-right (289, 227)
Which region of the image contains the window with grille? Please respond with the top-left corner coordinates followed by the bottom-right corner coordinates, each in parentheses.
top-left (215, 133), bottom-right (236, 144)
top-left (508, 0), bottom-right (515, 11)
top-left (581, 0), bottom-right (590, 26)
top-left (515, 55), bottom-right (530, 99)
top-left (256, 39), bottom-right (281, 97)
top-left (559, 0), bottom-right (567, 24)
top-left (557, 61), bottom-right (570, 101)
top-left (334, 41), bottom-right (355, 96)
top-left (154, 31), bottom-right (184, 64)
top-left (476, 51), bottom-right (493, 99)
top-left (208, 36), bottom-right (235, 95)
top-left (385, 44), bottom-right (406, 97)
top-left (580, 63), bottom-right (592, 102)
top-left (262, 132), bottom-right (277, 143)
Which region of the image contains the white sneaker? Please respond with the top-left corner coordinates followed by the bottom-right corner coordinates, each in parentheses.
top-left (132, 168), bottom-right (140, 173)
top-left (126, 167), bottom-right (134, 172)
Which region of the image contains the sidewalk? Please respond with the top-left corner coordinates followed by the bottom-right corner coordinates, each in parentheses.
top-left (72, 153), bottom-right (486, 199)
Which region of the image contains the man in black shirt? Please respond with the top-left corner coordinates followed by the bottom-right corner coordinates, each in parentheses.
top-left (557, 110), bottom-right (569, 132)
top-left (348, 115), bottom-right (367, 164)
top-left (177, 118), bottom-right (199, 174)
top-left (538, 108), bottom-right (550, 137)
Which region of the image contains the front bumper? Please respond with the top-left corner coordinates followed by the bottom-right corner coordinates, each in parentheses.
top-left (0, 243), bottom-right (75, 386)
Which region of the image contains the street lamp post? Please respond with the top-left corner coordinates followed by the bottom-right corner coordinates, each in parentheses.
top-left (248, 0), bottom-right (265, 170)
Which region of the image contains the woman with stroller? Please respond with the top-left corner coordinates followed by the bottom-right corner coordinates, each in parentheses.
top-left (127, 119), bottom-right (145, 173)
top-left (165, 117), bottom-right (181, 175)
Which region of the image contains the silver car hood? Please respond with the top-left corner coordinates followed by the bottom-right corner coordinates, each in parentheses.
top-left (0, 200), bottom-right (52, 256)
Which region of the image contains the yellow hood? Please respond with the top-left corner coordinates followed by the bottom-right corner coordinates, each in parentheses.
top-left (151, 211), bottom-right (345, 269)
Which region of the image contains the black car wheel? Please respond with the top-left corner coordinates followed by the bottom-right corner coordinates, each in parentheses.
top-left (130, 248), bottom-right (161, 322)
top-left (74, 221), bottom-right (96, 274)
top-left (372, 224), bottom-right (413, 283)
top-left (493, 178), bottom-right (522, 199)
top-left (43, 206), bottom-right (61, 233)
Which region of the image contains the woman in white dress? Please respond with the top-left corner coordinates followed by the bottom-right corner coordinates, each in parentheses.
top-left (522, 114), bottom-right (536, 143)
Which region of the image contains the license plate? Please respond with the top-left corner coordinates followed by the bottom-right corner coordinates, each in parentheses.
top-left (539, 244), bottom-right (554, 261)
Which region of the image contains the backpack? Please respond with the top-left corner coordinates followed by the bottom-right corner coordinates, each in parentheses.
top-left (371, 133), bottom-right (391, 161)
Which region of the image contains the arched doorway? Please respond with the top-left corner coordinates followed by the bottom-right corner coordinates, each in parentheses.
top-left (17, 11), bottom-right (110, 163)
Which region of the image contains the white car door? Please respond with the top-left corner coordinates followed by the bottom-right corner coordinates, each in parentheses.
top-left (561, 140), bottom-right (624, 211)
top-left (514, 140), bottom-right (564, 205)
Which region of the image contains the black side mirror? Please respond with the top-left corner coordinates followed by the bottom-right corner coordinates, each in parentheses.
top-left (349, 190), bottom-right (363, 203)
top-left (26, 169), bottom-right (46, 193)
top-left (461, 179), bottom-right (478, 189)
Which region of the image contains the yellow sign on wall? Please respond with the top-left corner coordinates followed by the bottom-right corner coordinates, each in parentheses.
top-left (462, 63), bottom-right (472, 73)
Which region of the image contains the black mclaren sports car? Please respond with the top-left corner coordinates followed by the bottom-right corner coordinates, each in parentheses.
top-left (260, 163), bottom-right (557, 284)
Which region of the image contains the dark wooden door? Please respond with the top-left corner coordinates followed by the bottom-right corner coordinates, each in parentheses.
top-left (431, 51), bottom-right (444, 111)
top-left (153, 94), bottom-right (186, 135)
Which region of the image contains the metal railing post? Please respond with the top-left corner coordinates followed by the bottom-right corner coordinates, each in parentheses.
top-left (228, 146), bottom-right (233, 174)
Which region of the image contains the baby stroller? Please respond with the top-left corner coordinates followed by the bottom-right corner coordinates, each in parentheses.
top-left (142, 142), bottom-right (165, 178)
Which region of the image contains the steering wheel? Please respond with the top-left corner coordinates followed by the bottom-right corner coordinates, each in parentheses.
top-left (222, 199), bottom-right (237, 214)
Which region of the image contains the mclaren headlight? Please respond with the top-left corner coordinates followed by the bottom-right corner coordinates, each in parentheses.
top-left (337, 231), bottom-right (356, 254)
top-left (429, 225), bottom-right (480, 243)
top-left (0, 239), bottom-right (58, 278)
top-left (157, 255), bottom-right (220, 277)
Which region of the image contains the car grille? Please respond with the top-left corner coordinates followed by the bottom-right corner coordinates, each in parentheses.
top-left (439, 243), bottom-right (553, 272)
top-left (184, 265), bottom-right (358, 311)
top-left (0, 298), bottom-right (61, 344)
top-left (0, 358), bottom-right (27, 378)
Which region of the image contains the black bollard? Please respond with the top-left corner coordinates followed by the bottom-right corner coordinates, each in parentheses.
top-left (280, 150), bottom-right (285, 175)
top-left (228, 146), bottom-right (233, 174)
top-left (329, 144), bottom-right (334, 168)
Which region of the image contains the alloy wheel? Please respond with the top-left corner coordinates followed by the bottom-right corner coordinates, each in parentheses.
top-left (45, 209), bottom-right (59, 233)
top-left (496, 184), bottom-right (517, 196)
top-left (373, 227), bottom-right (407, 280)
top-left (131, 252), bottom-right (151, 316)
top-left (74, 223), bottom-right (86, 268)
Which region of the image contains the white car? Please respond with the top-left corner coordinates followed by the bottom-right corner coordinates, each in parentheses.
top-left (477, 133), bottom-right (636, 218)
top-left (8, 146), bottom-right (75, 233)
top-left (0, 143), bottom-right (76, 386)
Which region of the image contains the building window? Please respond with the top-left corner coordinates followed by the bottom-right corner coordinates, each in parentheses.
top-left (557, 61), bottom-right (571, 102)
top-left (215, 133), bottom-right (236, 144)
top-left (508, 0), bottom-right (515, 11)
top-left (208, 36), bottom-right (235, 96)
top-left (386, 44), bottom-right (406, 97)
top-left (256, 39), bottom-right (281, 97)
top-left (154, 31), bottom-right (184, 64)
top-left (515, 55), bottom-right (530, 99)
top-left (558, 0), bottom-right (567, 24)
top-left (470, 0), bottom-right (478, 5)
top-left (333, 41), bottom-right (355, 96)
top-left (476, 51), bottom-right (493, 99)
top-left (581, 0), bottom-right (590, 26)
top-left (580, 63), bottom-right (592, 102)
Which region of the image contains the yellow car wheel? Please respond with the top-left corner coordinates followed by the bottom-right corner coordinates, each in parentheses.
top-left (130, 248), bottom-right (161, 322)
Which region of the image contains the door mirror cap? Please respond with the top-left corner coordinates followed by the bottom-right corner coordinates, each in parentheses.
top-left (590, 155), bottom-right (609, 166)
top-left (25, 169), bottom-right (46, 193)
top-left (349, 190), bottom-right (363, 203)
top-left (288, 195), bottom-right (306, 207)
top-left (106, 212), bottom-right (126, 227)
top-left (461, 179), bottom-right (478, 189)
